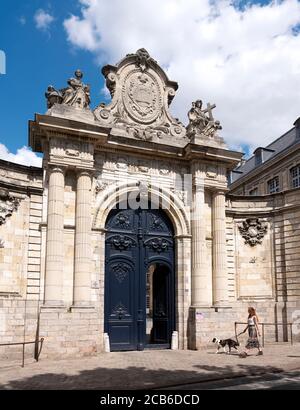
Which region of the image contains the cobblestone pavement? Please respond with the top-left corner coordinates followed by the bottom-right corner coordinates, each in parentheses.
top-left (164, 370), bottom-right (300, 390)
top-left (0, 344), bottom-right (299, 390)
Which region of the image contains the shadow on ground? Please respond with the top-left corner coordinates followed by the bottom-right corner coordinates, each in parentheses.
top-left (0, 361), bottom-right (284, 390)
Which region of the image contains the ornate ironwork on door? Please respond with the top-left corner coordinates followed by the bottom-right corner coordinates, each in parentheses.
top-left (104, 206), bottom-right (175, 351)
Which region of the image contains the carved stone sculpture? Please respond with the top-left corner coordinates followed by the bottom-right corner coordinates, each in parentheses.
top-left (45, 86), bottom-right (63, 109)
top-left (94, 48), bottom-right (187, 143)
top-left (238, 218), bottom-right (268, 246)
top-left (186, 99), bottom-right (222, 139)
top-left (0, 188), bottom-right (20, 225)
top-left (126, 47), bottom-right (157, 72)
top-left (46, 70), bottom-right (90, 109)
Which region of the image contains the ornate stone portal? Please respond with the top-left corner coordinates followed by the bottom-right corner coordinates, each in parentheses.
top-left (1, 48), bottom-right (299, 360)
top-left (26, 48), bottom-right (244, 357)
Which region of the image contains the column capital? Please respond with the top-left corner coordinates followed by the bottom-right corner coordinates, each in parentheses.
top-left (47, 164), bottom-right (67, 174)
top-left (210, 187), bottom-right (229, 196)
top-left (75, 168), bottom-right (95, 178)
top-left (192, 176), bottom-right (204, 187)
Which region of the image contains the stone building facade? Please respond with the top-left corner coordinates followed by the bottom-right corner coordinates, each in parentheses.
top-left (0, 49), bottom-right (299, 359)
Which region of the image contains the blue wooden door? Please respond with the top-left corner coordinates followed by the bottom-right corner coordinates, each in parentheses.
top-left (104, 206), bottom-right (175, 351)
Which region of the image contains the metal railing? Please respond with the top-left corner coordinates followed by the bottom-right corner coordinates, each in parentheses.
top-left (234, 322), bottom-right (293, 347)
top-left (0, 338), bottom-right (44, 368)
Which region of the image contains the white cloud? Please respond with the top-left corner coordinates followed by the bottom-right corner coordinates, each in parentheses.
top-left (34, 9), bottom-right (54, 31)
top-left (0, 144), bottom-right (42, 167)
top-left (0, 50), bottom-right (5, 75)
top-left (19, 16), bottom-right (26, 26)
top-left (64, 0), bottom-right (300, 151)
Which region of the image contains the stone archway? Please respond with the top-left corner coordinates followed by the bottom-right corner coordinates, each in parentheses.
top-left (93, 182), bottom-right (191, 349)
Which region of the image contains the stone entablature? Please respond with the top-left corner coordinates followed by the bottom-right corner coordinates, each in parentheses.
top-left (0, 159), bottom-right (42, 190)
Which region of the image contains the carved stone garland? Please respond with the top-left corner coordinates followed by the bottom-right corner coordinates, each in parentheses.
top-left (238, 218), bottom-right (268, 246)
top-left (0, 188), bottom-right (21, 226)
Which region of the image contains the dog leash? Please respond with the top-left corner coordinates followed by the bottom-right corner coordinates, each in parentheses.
top-left (235, 330), bottom-right (245, 344)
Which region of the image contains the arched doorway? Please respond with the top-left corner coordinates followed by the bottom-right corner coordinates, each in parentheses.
top-left (104, 206), bottom-right (175, 351)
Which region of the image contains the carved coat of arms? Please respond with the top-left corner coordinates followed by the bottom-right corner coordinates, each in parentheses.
top-left (238, 218), bottom-right (268, 246)
top-left (94, 48), bottom-right (187, 141)
top-left (124, 72), bottom-right (160, 123)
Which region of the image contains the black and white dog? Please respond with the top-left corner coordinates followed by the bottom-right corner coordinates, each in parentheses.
top-left (212, 338), bottom-right (240, 354)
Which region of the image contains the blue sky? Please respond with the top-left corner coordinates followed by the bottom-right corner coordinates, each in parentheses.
top-left (0, 0), bottom-right (108, 158)
top-left (1, 0), bottom-right (300, 165)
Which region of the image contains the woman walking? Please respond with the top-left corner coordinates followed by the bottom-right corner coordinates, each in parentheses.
top-left (239, 307), bottom-right (263, 358)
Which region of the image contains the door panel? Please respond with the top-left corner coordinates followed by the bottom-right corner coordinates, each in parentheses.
top-left (105, 255), bottom-right (137, 350)
top-left (105, 207), bottom-right (175, 351)
top-left (152, 265), bottom-right (170, 344)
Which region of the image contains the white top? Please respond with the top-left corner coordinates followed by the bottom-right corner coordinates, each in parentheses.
top-left (248, 316), bottom-right (256, 326)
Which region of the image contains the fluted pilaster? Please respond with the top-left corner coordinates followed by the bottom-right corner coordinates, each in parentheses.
top-left (212, 189), bottom-right (228, 304)
top-left (191, 174), bottom-right (212, 306)
top-left (73, 170), bottom-right (92, 306)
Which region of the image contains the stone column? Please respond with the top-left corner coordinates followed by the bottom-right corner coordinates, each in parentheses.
top-left (191, 176), bottom-right (212, 306)
top-left (175, 235), bottom-right (192, 349)
top-left (73, 170), bottom-right (92, 306)
top-left (44, 166), bottom-right (65, 306)
top-left (212, 189), bottom-right (228, 305)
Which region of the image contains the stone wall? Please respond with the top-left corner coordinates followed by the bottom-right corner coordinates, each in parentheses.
top-left (38, 307), bottom-right (103, 359)
top-left (0, 298), bottom-right (40, 361)
top-left (189, 301), bottom-right (278, 350)
top-left (2, 153), bottom-right (300, 359)
top-left (0, 160), bottom-right (42, 360)
top-left (224, 190), bottom-right (300, 346)
top-left (274, 190), bottom-right (300, 302)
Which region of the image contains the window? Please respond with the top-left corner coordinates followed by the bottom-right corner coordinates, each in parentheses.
top-left (255, 149), bottom-right (263, 166)
top-left (290, 165), bottom-right (300, 188)
top-left (267, 176), bottom-right (280, 194)
top-left (249, 188), bottom-right (258, 196)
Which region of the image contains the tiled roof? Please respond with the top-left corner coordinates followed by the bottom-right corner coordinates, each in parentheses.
top-left (230, 127), bottom-right (298, 183)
